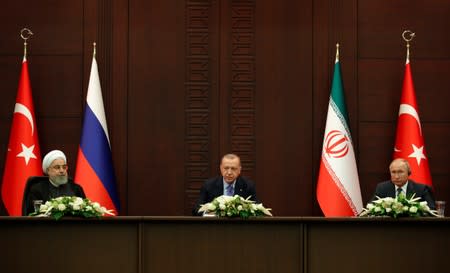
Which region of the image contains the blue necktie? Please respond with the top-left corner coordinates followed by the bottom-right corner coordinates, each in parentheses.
top-left (226, 184), bottom-right (234, 196)
top-left (397, 187), bottom-right (403, 197)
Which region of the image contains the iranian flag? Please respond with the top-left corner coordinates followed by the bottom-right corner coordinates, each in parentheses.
top-left (316, 45), bottom-right (363, 216)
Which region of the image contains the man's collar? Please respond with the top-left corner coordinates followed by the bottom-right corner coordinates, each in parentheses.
top-left (222, 178), bottom-right (236, 187)
top-left (395, 181), bottom-right (409, 192)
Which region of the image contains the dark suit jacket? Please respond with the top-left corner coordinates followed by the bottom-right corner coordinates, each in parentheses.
top-left (192, 176), bottom-right (258, 216)
top-left (23, 176), bottom-right (86, 216)
top-left (371, 180), bottom-right (435, 209)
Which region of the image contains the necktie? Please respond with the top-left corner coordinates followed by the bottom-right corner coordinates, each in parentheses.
top-left (396, 187), bottom-right (403, 197)
top-left (226, 184), bottom-right (234, 196)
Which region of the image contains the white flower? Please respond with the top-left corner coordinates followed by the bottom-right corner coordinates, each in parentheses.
top-left (392, 202), bottom-right (403, 211)
top-left (94, 206), bottom-right (103, 213)
top-left (383, 197), bottom-right (395, 206)
top-left (198, 195), bottom-right (272, 218)
top-left (360, 194), bottom-right (439, 218)
top-left (57, 204), bottom-right (66, 211)
top-left (73, 197), bottom-right (84, 206)
top-left (29, 196), bottom-right (115, 219)
top-left (259, 206), bottom-right (273, 216)
top-left (373, 199), bottom-right (383, 204)
top-left (206, 203), bottom-right (216, 211)
top-left (419, 201), bottom-right (430, 211)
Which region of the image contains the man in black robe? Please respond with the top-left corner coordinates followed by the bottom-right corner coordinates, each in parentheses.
top-left (23, 150), bottom-right (85, 216)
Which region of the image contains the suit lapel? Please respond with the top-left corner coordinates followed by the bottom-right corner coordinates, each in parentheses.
top-left (406, 181), bottom-right (414, 197)
top-left (387, 181), bottom-right (396, 198)
top-left (214, 177), bottom-right (224, 197)
top-left (234, 177), bottom-right (245, 196)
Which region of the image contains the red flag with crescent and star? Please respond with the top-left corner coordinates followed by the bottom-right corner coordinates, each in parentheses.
top-left (1, 57), bottom-right (42, 216)
top-left (393, 58), bottom-right (432, 187)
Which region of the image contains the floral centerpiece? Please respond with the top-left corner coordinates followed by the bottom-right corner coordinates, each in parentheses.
top-left (359, 193), bottom-right (439, 218)
top-left (198, 195), bottom-right (272, 218)
top-left (30, 196), bottom-right (115, 220)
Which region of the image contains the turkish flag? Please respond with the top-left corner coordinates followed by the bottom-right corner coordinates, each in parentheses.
top-left (393, 61), bottom-right (432, 187)
top-left (1, 58), bottom-right (42, 216)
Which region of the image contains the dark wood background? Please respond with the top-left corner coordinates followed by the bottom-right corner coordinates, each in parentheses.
top-left (0, 0), bottom-right (449, 216)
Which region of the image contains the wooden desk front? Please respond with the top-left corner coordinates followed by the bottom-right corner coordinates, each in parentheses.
top-left (0, 217), bottom-right (448, 273)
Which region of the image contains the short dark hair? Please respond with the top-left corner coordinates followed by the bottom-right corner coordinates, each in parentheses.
top-left (221, 154), bottom-right (241, 165)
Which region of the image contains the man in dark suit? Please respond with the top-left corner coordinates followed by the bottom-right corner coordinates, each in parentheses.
top-left (370, 158), bottom-right (435, 209)
top-left (192, 153), bottom-right (258, 216)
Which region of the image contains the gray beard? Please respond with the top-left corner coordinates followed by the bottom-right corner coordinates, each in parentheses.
top-left (50, 176), bottom-right (68, 187)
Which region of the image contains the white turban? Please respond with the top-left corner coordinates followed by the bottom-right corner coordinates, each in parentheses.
top-left (42, 150), bottom-right (67, 174)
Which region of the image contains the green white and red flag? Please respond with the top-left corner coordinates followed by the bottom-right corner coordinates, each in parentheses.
top-left (316, 45), bottom-right (363, 216)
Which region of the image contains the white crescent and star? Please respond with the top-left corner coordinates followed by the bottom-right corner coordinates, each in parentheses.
top-left (408, 144), bottom-right (426, 166)
top-left (16, 144), bottom-right (37, 165)
top-left (398, 103), bottom-right (422, 136)
top-left (393, 104), bottom-right (427, 165)
top-left (14, 103), bottom-right (35, 135)
top-left (12, 103), bottom-right (37, 164)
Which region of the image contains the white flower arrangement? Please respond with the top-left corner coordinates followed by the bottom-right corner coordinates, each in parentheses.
top-left (359, 193), bottom-right (440, 218)
top-left (198, 195), bottom-right (272, 218)
top-left (30, 196), bottom-right (115, 220)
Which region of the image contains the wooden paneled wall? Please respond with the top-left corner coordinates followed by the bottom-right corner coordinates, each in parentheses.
top-left (0, 0), bottom-right (449, 216)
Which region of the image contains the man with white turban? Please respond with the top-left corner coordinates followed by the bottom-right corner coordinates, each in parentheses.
top-left (23, 150), bottom-right (85, 215)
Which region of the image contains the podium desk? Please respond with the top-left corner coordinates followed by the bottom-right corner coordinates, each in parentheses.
top-left (0, 216), bottom-right (448, 273)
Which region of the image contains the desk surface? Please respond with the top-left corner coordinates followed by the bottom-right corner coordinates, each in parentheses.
top-left (0, 216), bottom-right (448, 273)
top-left (1, 215), bottom-right (449, 221)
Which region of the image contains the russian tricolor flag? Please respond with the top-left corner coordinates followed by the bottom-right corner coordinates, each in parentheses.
top-left (75, 50), bottom-right (120, 215)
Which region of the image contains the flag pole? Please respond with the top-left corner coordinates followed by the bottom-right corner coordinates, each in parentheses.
top-left (2, 28), bottom-right (42, 215)
top-left (402, 30), bottom-right (415, 63)
top-left (20, 28), bottom-right (33, 60)
top-left (335, 43), bottom-right (339, 63)
top-left (93, 42), bottom-right (96, 58)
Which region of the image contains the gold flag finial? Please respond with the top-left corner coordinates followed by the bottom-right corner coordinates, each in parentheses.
top-left (20, 28), bottom-right (33, 60)
top-left (402, 30), bottom-right (415, 63)
top-left (335, 43), bottom-right (340, 63)
top-left (93, 42), bottom-right (97, 58)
